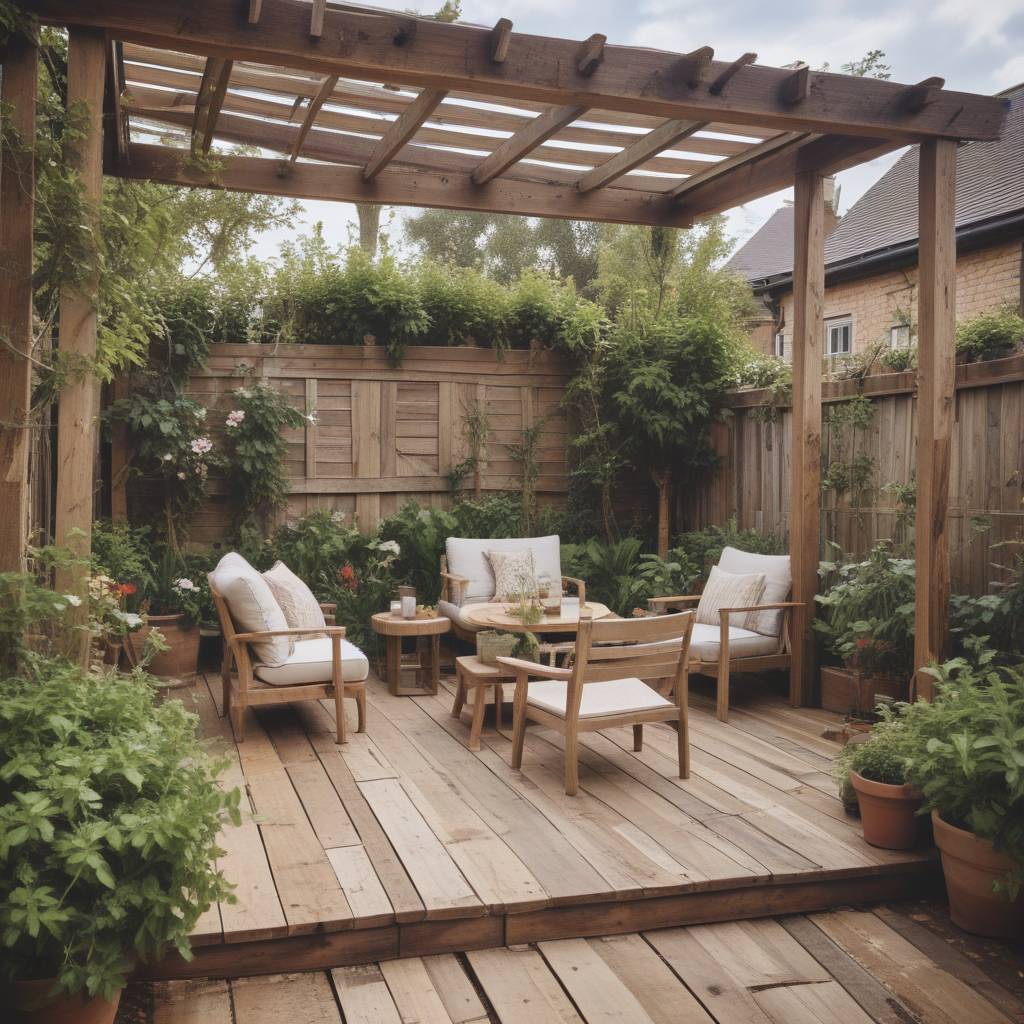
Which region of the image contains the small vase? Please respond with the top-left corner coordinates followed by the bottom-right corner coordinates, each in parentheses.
top-left (11, 980), bottom-right (122, 1024)
top-left (932, 810), bottom-right (1024, 938)
top-left (849, 771), bottom-right (924, 850)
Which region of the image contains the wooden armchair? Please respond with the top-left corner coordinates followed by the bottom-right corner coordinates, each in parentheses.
top-left (498, 611), bottom-right (695, 795)
top-left (647, 593), bottom-right (802, 722)
top-left (209, 577), bottom-right (367, 744)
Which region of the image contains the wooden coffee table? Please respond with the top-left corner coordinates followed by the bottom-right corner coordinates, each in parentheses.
top-left (460, 600), bottom-right (613, 634)
top-left (371, 612), bottom-right (450, 696)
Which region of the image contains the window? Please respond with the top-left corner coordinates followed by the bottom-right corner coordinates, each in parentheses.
top-left (890, 324), bottom-right (911, 348)
top-left (826, 316), bottom-right (853, 357)
top-left (772, 331), bottom-right (785, 359)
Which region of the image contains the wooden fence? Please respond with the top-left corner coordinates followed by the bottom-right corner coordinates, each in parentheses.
top-left (682, 354), bottom-right (1024, 595)
top-left (118, 343), bottom-right (572, 545)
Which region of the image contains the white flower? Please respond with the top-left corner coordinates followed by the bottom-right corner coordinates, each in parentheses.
top-left (226, 409), bottom-right (245, 428)
top-left (305, 412), bottom-right (318, 425)
top-left (63, 594), bottom-right (82, 607)
top-left (175, 578), bottom-right (197, 592)
top-left (378, 540), bottom-right (400, 556)
top-left (161, 453), bottom-right (173, 462)
top-left (177, 471), bottom-right (187, 480)
top-left (114, 610), bottom-right (143, 629)
top-left (190, 437), bottom-right (213, 455)
top-left (196, 407), bottom-right (207, 420)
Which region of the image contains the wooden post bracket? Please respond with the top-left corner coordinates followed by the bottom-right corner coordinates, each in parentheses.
top-left (709, 52), bottom-right (756, 96)
top-left (904, 77), bottom-right (945, 113)
top-left (782, 64), bottom-right (811, 105)
top-left (679, 46), bottom-right (714, 89)
top-left (490, 18), bottom-right (513, 63)
top-left (576, 34), bottom-right (606, 77)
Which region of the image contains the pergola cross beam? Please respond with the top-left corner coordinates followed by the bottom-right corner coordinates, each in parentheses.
top-left (363, 87), bottom-right (446, 180)
top-left (471, 104), bottom-right (587, 186)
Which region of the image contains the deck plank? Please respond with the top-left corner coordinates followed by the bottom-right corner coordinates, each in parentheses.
top-left (331, 964), bottom-right (403, 1023)
top-left (467, 946), bottom-right (584, 1024)
top-left (231, 972), bottom-right (342, 1023)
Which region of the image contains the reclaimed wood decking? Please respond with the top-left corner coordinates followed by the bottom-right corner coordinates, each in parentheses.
top-left (148, 672), bottom-right (938, 979)
top-left (151, 907), bottom-right (1024, 1024)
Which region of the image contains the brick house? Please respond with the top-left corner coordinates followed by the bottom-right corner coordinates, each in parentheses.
top-left (728, 86), bottom-right (1024, 363)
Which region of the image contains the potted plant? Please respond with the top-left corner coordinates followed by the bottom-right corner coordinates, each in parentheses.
top-left (903, 648), bottom-right (1024, 937)
top-left (0, 657), bottom-right (239, 1022)
top-left (833, 706), bottom-right (925, 850)
top-left (815, 544), bottom-right (916, 713)
top-left (137, 552), bottom-right (208, 680)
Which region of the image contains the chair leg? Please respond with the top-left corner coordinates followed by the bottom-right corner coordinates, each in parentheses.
top-left (716, 659), bottom-right (731, 722)
top-left (356, 686), bottom-right (367, 733)
top-left (564, 731), bottom-right (579, 796)
top-left (511, 702), bottom-right (527, 770)
top-left (468, 684), bottom-right (487, 752)
top-left (220, 644), bottom-right (232, 718)
top-left (452, 673), bottom-right (466, 719)
top-left (231, 702), bottom-right (245, 742)
top-left (633, 723), bottom-right (643, 751)
top-left (677, 712), bottom-right (690, 779)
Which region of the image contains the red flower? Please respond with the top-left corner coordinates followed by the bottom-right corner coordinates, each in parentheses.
top-left (856, 637), bottom-right (871, 648)
top-left (339, 564), bottom-right (359, 591)
top-left (115, 582), bottom-right (137, 597)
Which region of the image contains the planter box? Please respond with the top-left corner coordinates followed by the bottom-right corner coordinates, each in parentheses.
top-left (820, 665), bottom-right (907, 714)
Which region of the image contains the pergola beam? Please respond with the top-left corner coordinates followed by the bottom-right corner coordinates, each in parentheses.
top-left (577, 118), bottom-right (705, 193)
top-left (115, 143), bottom-right (694, 228)
top-left (191, 55), bottom-right (232, 153)
top-left (472, 104), bottom-right (587, 186)
top-left (28, 0), bottom-right (1007, 142)
top-left (363, 87), bottom-right (446, 180)
top-left (671, 130), bottom-right (808, 197)
top-left (287, 73), bottom-right (338, 163)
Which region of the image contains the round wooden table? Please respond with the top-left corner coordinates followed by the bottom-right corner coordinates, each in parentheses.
top-left (371, 612), bottom-right (451, 696)
top-left (460, 600), bottom-right (613, 634)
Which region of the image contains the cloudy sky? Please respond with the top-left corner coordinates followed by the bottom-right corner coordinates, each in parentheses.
top-left (248, 0), bottom-right (1024, 261)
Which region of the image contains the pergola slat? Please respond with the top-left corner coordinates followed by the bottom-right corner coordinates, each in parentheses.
top-left (472, 104), bottom-right (587, 186)
top-left (670, 130), bottom-right (808, 197)
top-left (577, 118), bottom-right (705, 193)
top-left (191, 55), bottom-right (232, 153)
top-left (287, 73), bottom-right (338, 163)
top-left (363, 87), bottom-right (446, 180)
top-left (33, 0), bottom-right (1006, 141)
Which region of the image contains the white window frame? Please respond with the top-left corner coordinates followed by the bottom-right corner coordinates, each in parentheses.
top-left (772, 331), bottom-right (785, 359)
top-left (890, 323), bottom-right (911, 349)
top-left (825, 316), bottom-right (853, 357)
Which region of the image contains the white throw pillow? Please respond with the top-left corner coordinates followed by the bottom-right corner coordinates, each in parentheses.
top-left (262, 561), bottom-right (326, 638)
top-left (718, 547), bottom-right (791, 637)
top-left (212, 552), bottom-right (292, 666)
top-left (696, 565), bottom-right (767, 630)
top-left (487, 548), bottom-right (538, 601)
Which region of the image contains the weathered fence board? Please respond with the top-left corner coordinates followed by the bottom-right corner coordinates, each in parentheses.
top-left (682, 354), bottom-right (1024, 596)
top-left (121, 344), bottom-right (571, 543)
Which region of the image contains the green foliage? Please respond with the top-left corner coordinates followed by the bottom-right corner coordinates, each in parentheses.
top-left (221, 379), bottom-right (306, 529)
top-left (735, 351), bottom-right (793, 393)
top-left (822, 396), bottom-right (876, 507)
top-left (448, 398), bottom-right (490, 494)
top-left (507, 418), bottom-right (546, 536)
top-left (0, 658), bottom-right (240, 999)
top-left (416, 261), bottom-right (509, 348)
top-left (144, 549), bottom-right (210, 628)
top-left (815, 543), bottom-right (917, 680)
top-left (950, 542), bottom-right (1024, 659)
top-left (449, 494), bottom-right (523, 540)
top-left (90, 521), bottom-right (156, 610)
top-left (673, 518), bottom-right (785, 577)
top-left (271, 510), bottom-right (369, 586)
top-left (955, 306), bottom-right (1024, 363)
top-left (379, 503), bottom-right (457, 603)
top-left (880, 345), bottom-right (917, 372)
top-left (902, 650), bottom-right (1024, 897)
top-left (833, 705), bottom-right (915, 788)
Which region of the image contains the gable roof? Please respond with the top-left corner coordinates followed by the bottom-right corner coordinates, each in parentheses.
top-left (727, 88), bottom-right (1024, 289)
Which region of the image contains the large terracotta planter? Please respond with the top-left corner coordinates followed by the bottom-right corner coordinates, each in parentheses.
top-left (141, 613), bottom-right (200, 680)
top-left (932, 810), bottom-right (1024, 938)
top-left (11, 980), bottom-right (121, 1024)
top-left (849, 772), bottom-right (924, 850)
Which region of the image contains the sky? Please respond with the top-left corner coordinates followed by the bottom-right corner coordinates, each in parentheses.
top-left (245, 0), bottom-right (1024, 263)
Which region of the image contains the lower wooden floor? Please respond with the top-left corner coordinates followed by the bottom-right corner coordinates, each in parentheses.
top-left (150, 671), bottom-right (938, 979)
top-left (150, 906), bottom-right (1024, 1024)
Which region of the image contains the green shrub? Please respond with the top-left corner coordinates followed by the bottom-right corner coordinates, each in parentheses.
top-left (955, 306), bottom-right (1024, 363)
top-left (902, 649), bottom-right (1024, 897)
top-left (0, 658), bottom-right (239, 1000)
top-left (674, 518), bottom-right (785, 578)
top-left (449, 494), bottom-right (523, 540)
top-left (735, 350), bottom-right (792, 392)
top-left (880, 345), bottom-right (917, 372)
top-left (833, 705), bottom-right (915, 789)
top-left (416, 262), bottom-right (509, 348)
top-left (378, 502), bottom-right (457, 603)
top-left (91, 521), bottom-right (156, 609)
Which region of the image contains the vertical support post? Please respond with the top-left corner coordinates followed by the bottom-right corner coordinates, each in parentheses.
top-left (789, 170), bottom-right (825, 707)
top-left (0, 32), bottom-right (38, 571)
top-left (914, 139), bottom-right (957, 700)
top-left (54, 29), bottom-right (105, 658)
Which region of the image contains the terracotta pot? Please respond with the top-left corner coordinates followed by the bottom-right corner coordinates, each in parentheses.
top-left (850, 772), bottom-right (924, 850)
top-left (142, 613), bottom-right (200, 680)
top-left (932, 810), bottom-right (1024, 938)
top-left (11, 980), bottom-right (121, 1024)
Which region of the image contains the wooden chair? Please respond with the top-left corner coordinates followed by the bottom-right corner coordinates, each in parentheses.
top-left (498, 611), bottom-right (695, 795)
top-left (209, 576), bottom-right (366, 744)
top-left (647, 594), bottom-right (802, 722)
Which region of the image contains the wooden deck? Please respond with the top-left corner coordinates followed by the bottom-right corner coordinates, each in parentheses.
top-left (151, 907), bottom-right (1024, 1024)
top-left (147, 671), bottom-right (938, 979)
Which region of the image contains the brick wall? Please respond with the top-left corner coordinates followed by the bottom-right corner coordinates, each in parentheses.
top-left (768, 238), bottom-right (1023, 362)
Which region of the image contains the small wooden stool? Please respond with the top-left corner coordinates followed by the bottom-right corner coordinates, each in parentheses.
top-left (452, 656), bottom-right (515, 751)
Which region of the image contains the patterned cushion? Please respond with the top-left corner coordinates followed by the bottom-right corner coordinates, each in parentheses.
top-left (487, 548), bottom-right (538, 601)
top-left (695, 565), bottom-right (767, 630)
top-left (262, 561), bottom-right (326, 638)
top-left (211, 552), bottom-right (292, 666)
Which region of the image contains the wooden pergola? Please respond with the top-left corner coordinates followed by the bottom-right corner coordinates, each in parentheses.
top-left (1, 0), bottom-right (1008, 701)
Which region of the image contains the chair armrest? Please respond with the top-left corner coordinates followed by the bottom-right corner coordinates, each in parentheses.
top-left (320, 602), bottom-right (337, 626)
top-left (717, 602), bottom-right (803, 616)
top-left (561, 575), bottom-right (586, 604)
top-left (231, 625), bottom-right (347, 645)
top-left (647, 595), bottom-right (701, 613)
top-left (495, 656), bottom-right (572, 680)
top-left (440, 570), bottom-right (470, 604)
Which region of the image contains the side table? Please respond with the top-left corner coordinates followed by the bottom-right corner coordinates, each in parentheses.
top-left (452, 655), bottom-right (515, 751)
top-left (371, 613), bottom-right (450, 696)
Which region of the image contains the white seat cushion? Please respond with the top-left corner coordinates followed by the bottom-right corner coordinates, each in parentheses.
top-left (254, 638), bottom-right (370, 686)
top-left (527, 677), bottom-right (673, 720)
top-left (718, 547), bottom-right (791, 638)
top-left (212, 552), bottom-right (291, 666)
top-left (446, 535), bottom-right (561, 604)
top-left (688, 622), bottom-right (780, 664)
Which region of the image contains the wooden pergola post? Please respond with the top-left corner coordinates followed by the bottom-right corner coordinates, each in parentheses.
top-left (789, 170), bottom-right (825, 706)
top-left (914, 139), bottom-right (957, 700)
top-left (54, 28), bottom-right (105, 654)
top-left (0, 32), bottom-right (39, 572)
